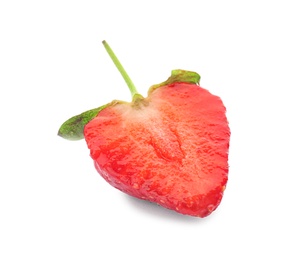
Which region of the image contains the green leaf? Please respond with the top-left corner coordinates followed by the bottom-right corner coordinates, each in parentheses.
top-left (57, 103), bottom-right (111, 141)
top-left (149, 69), bottom-right (200, 93)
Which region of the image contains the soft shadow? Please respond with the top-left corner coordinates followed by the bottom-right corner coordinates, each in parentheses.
top-left (123, 194), bottom-right (217, 224)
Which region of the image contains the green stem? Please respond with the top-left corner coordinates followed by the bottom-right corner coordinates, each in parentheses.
top-left (102, 40), bottom-right (139, 98)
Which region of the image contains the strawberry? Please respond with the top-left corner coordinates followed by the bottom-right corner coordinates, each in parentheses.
top-left (58, 41), bottom-right (230, 218)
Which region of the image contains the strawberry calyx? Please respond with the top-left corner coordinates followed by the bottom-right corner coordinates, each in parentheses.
top-left (58, 102), bottom-right (114, 140)
top-left (149, 69), bottom-right (200, 93)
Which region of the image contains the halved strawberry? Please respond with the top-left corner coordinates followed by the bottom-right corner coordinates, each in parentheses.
top-left (58, 41), bottom-right (230, 218)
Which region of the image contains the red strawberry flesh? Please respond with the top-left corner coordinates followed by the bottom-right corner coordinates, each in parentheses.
top-left (84, 82), bottom-right (230, 217)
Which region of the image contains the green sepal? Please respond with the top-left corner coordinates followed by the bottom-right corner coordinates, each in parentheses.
top-left (149, 69), bottom-right (200, 93)
top-left (58, 102), bottom-right (113, 141)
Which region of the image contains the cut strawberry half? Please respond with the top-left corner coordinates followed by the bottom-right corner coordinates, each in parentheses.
top-left (58, 41), bottom-right (230, 218)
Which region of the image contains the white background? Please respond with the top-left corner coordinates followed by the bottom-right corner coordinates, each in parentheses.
top-left (1, 0), bottom-right (306, 259)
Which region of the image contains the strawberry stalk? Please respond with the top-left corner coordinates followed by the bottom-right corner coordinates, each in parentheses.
top-left (102, 40), bottom-right (140, 99)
